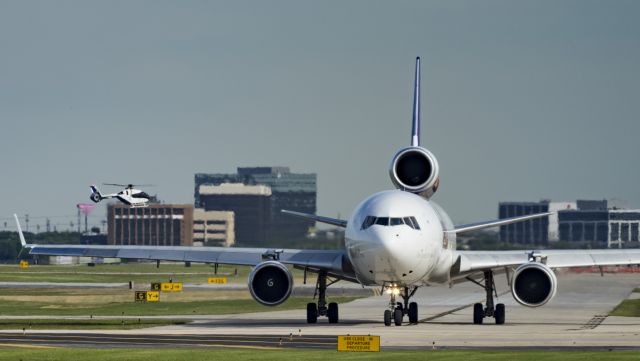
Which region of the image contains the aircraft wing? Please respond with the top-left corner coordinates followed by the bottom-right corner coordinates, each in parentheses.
top-left (281, 210), bottom-right (347, 228)
top-left (453, 212), bottom-right (553, 234)
top-left (451, 249), bottom-right (640, 278)
top-left (13, 215), bottom-right (357, 282)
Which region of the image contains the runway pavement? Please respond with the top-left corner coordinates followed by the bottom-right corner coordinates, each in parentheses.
top-left (2, 272), bottom-right (639, 349)
top-left (0, 332), bottom-right (336, 350)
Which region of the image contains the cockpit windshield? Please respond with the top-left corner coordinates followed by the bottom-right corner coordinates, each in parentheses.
top-left (361, 216), bottom-right (421, 230)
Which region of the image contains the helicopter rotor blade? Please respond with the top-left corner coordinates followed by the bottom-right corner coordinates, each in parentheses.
top-left (102, 183), bottom-right (127, 187)
top-left (102, 183), bottom-right (156, 188)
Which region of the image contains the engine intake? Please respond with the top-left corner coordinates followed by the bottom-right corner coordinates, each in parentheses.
top-left (248, 261), bottom-right (293, 306)
top-left (511, 262), bottom-right (557, 307)
top-left (389, 146), bottom-right (440, 198)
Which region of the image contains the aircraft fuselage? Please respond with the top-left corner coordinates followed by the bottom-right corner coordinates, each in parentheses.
top-left (345, 190), bottom-right (456, 286)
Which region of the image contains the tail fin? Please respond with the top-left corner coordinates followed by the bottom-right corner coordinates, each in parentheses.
top-left (411, 57), bottom-right (421, 147)
top-left (90, 185), bottom-right (101, 196)
top-left (89, 185), bottom-right (103, 203)
top-left (13, 214), bottom-right (28, 248)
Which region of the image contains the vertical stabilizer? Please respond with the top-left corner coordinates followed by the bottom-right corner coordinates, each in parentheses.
top-left (411, 57), bottom-right (421, 147)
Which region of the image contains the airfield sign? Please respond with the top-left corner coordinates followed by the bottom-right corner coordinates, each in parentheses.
top-left (208, 277), bottom-right (228, 284)
top-left (337, 335), bottom-right (380, 352)
top-left (135, 291), bottom-right (160, 302)
top-left (160, 282), bottom-right (182, 292)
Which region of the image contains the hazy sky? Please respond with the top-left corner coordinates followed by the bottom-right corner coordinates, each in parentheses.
top-left (1, 0), bottom-right (639, 231)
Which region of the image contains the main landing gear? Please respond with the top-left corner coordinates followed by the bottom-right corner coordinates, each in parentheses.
top-left (306, 270), bottom-right (340, 324)
top-left (468, 270), bottom-right (505, 325)
top-left (383, 284), bottom-right (419, 326)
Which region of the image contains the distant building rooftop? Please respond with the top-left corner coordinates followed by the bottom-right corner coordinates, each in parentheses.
top-left (199, 183), bottom-right (272, 196)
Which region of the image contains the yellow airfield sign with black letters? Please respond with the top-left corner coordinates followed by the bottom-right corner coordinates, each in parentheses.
top-left (337, 335), bottom-right (380, 352)
top-left (208, 277), bottom-right (228, 284)
top-left (19, 261), bottom-right (29, 269)
top-left (146, 291), bottom-right (160, 301)
top-left (160, 282), bottom-right (182, 292)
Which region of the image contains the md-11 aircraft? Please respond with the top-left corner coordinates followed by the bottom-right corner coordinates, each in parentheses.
top-left (14, 58), bottom-right (640, 326)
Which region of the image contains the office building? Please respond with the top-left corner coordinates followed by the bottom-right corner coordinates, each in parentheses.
top-left (198, 183), bottom-right (272, 246)
top-left (107, 204), bottom-right (194, 246)
top-left (498, 201), bottom-right (551, 245)
top-left (192, 209), bottom-right (235, 247)
top-left (500, 199), bottom-right (640, 248)
top-left (195, 167), bottom-right (317, 245)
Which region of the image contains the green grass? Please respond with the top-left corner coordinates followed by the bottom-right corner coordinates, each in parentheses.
top-left (633, 288), bottom-right (640, 293)
top-left (610, 299), bottom-right (640, 317)
top-left (0, 295), bottom-right (358, 317)
top-left (0, 349), bottom-right (637, 361)
top-left (0, 263), bottom-right (269, 284)
top-left (0, 319), bottom-right (187, 330)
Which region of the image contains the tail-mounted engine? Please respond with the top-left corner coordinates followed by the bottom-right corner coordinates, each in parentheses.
top-left (389, 146), bottom-right (440, 198)
top-left (248, 261), bottom-right (293, 306)
top-left (511, 262), bottom-right (557, 307)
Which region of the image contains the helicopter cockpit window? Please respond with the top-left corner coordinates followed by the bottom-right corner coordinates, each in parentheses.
top-left (132, 192), bottom-right (150, 199)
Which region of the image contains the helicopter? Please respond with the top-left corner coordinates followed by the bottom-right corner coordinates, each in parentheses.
top-left (89, 183), bottom-right (153, 208)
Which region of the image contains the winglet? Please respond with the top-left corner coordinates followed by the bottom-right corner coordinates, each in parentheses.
top-left (13, 214), bottom-right (28, 248)
top-left (411, 57), bottom-right (421, 147)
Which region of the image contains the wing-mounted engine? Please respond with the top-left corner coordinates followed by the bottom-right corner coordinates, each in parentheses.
top-left (389, 146), bottom-right (440, 198)
top-left (248, 261), bottom-right (293, 306)
top-left (510, 262), bottom-right (558, 307)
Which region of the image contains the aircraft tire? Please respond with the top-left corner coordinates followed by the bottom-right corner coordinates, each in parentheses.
top-left (328, 302), bottom-right (339, 324)
top-left (408, 302), bottom-right (418, 324)
top-left (393, 308), bottom-right (403, 326)
top-left (306, 303), bottom-right (318, 324)
top-left (384, 310), bottom-right (392, 326)
top-left (495, 303), bottom-right (505, 325)
top-left (473, 303), bottom-right (484, 324)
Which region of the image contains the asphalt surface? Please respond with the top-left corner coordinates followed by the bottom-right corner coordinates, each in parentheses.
top-left (1, 272), bottom-right (638, 350)
top-left (0, 332), bottom-right (336, 350)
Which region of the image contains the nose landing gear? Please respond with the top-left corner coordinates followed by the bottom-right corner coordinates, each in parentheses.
top-left (383, 284), bottom-right (419, 326)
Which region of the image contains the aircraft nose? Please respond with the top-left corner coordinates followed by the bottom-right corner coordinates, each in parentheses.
top-left (368, 226), bottom-right (414, 264)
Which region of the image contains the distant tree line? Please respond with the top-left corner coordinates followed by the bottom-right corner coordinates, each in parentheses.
top-left (0, 231), bottom-right (82, 262)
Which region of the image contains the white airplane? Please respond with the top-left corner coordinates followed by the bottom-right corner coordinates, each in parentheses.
top-left (89, 184), bottom-right (152, 208)
top-left (14, 58), bottom-right (640, 326)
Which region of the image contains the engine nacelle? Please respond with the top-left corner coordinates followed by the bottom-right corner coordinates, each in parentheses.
top-left (511, 262), bottom-right (557, 307)
top-left (248, 261), bottom-right (293, 306)
top-left (389, 146), bottom-right (440, 198)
